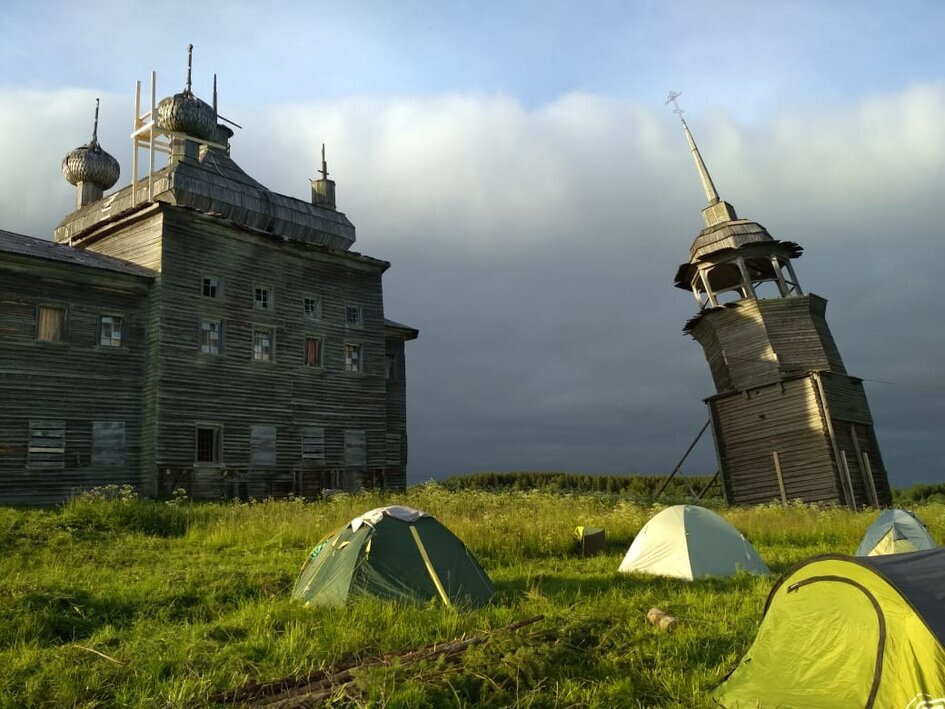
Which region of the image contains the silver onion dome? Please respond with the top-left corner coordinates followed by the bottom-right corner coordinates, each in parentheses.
top-left (155, 44), bottom-right (216, 140)
top-left (61, 99), bottom-right (120, 189)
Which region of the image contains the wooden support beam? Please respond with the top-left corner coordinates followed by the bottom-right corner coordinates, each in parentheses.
top-left (861, 452), bottom-right (881, 510)
top-left (654, 420), bottom-right (710, 499)
top-left (695, 470), bottom-right (719, 501)
top-left (840, 450), bottom-right (857, 510)
top-left (772, 451), bottom-right (787, 504)
top-left (849, 423), bottom-right (879, 507)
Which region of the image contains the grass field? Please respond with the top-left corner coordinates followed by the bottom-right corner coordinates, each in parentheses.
top-left (1, 486), bottom-right (943, 707)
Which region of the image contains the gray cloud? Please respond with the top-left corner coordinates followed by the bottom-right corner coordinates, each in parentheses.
top-left (1, 85), bottom-right (943, 485)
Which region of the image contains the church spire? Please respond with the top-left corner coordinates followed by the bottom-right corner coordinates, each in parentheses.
top-left (666, 91), bottom-right (737, 227)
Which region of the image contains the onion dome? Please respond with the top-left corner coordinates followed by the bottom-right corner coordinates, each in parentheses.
top-left (61, 98), bottom-right (120, 189)
top-left (155, 44), bottom-right (216, 140)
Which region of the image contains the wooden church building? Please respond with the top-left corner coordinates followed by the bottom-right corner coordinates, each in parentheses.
top-left (0, 51), bottom-right (418, 503)
top-left (671, 102), bottom-right (892, 508)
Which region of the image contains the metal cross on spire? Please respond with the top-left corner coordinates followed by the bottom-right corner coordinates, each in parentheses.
top-left (665, 90), bottom-right (720, 205)
top-left (319, 143), bottom-right (329, 179)
top-left (91, 98), bottom-right (100, 144)
top-left (185, 44), bottom-right (194, 93)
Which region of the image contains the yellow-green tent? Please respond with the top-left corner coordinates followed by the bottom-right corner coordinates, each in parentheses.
top-left (715, 549), bottom-right (945, 708)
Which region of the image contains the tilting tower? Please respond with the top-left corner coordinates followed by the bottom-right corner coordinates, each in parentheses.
top-left (670, 100), bottom-right (891, 508)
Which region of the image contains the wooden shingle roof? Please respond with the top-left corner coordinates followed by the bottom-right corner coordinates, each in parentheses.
top-left (0, 229), bottom-right (155, 278)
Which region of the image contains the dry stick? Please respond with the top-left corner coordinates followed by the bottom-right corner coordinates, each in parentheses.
top-left (252, 616), bottom-right (545, 709)
top-left (71, 644), bottom-right (124, 665)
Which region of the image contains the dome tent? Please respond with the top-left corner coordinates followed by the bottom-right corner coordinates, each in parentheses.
top-left (292, 506), bottom-right (494, 607)
top-left (714, 549), bottom-right (945, 708)
top-left (856, 508), bottom-right (936, 557)
top-left (617, 505), bottom-right (768, 580)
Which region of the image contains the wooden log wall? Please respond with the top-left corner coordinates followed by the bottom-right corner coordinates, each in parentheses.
top-left (0, 255), bottom-right (152, 503)
top-left (385, 337), bottom-right (408, 489)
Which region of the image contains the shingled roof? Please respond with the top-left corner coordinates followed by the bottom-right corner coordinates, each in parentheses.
top-left (0, 229), bottom-right (155, 278)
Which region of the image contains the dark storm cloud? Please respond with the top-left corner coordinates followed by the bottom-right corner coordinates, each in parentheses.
top-left (1, 88), bottom-right (942, 485)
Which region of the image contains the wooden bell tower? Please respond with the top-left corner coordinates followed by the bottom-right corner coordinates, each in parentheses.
top-left (668, 94), bottom-right (892, 508)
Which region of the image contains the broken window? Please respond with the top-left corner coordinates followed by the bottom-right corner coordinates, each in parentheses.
top-left (195, 426), bottom-right (221, 464)
top-left (37, 306), bottom-right (65, 342)
top-left (250, 425), bottom-right (277, 466)
top-left (28, 420), bottom-right (65, 470)
top-left (345, 305), bottom-right (363, 327)
top-left (92, 421), bottom-right (126, 466)
top-left (202, 276), bottom-right (221, 298)
top-left (254, 285), bottom-right (272, 309)
top-left (100, 315), bottom-right (123, 347)
top-left (304, 296), bottom-right (322, 320)
top-left (301, 426), bottom-right (325, 463)
top-left (344, 430), bottom-right (367, 466)
top-left (304, 337), bottom-right (322, 367)
top-left (200, 319), bottom-right (222, 355)
top-left (344, 343), bottom-right (362, 372)
top-left (253, 327), bottom-right (274, 362)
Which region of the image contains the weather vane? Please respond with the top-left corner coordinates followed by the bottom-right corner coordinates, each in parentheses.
top-left (665, 90), bottom-right (684, 118)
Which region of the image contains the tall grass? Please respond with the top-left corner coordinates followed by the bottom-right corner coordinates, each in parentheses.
top-left (0, 487), bottom-right (941, 707)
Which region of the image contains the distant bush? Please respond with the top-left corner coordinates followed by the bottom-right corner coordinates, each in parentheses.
top-left (440, 471), bottom-right (720, 500)
top-left (894, 482), bottom-right (945, 505)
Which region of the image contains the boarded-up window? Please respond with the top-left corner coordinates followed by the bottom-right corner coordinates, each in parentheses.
top-left (344, 343), bottom-right (362, 372)
top-left (28, 420), bottom-right (65, 470)
top-left (251, 425), bottom-right (277, 466)
top-left (345, 430), bottom-right (367, 466)
top-left (100, 315), bottom-right (123, 347)
top-left (37, 306), bottom-right (65, 342)
top-left (301, 427), bottom-right (325, 463)
top-left (385, 433), bottom-right (402, 465)
top-left (92, 422), bottom-right (126, 466)
top-left (304, 337), bottom-right (322, 367)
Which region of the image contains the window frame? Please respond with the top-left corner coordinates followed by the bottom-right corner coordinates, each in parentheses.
top-left (35, 303), bottom-right (67, 344)
top-left (27, 420), bottom-right (66, 471)
top-left (250, 424), bottom-right (277, 467)
top-left (253, 283), bottom-right (273, 311)
top-left (202, 275), bottom-right (223, 299)
top-left (303, 335), bottom-right (323, 368)
top-left (303, 295), bottom-right (323, 321)
top-left (199, 318), bottom-right (224, 356)
top-left (98, 313), bottom-right (125, 348)
top-left (252, 324), bottom-right (276, 363)
top-left (345, 304), bottom-right (363, 328)
top-left (194, 424), bottom-right (223, 466)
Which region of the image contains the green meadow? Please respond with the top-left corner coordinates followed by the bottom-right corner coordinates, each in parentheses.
top-left (1, 485), bottom-right (943, 707)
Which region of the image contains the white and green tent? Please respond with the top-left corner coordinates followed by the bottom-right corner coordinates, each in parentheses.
top-left (856, 508), bottom-right (936, 557)
top-left (618, 505), bottom-right (768, 580)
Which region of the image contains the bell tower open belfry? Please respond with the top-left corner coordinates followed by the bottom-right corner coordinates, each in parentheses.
top-left (668, 93), bottom-right (892, 508)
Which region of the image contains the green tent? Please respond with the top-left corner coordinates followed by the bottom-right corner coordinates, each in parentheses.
top-left (856, 508), bottom-right (936, 556)
top-left (617, 505), bottom-right (768, 580)
top-left (714, 549), bottom-right (945, 708)
top-left (292, 506), bottom-right (494, 607)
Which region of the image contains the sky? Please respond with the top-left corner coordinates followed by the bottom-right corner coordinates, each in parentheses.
top-left (0, 1), bottom-right (943, 486)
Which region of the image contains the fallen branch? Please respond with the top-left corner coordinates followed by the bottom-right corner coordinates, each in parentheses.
top-left (220, 615), bottom-right (544, 707)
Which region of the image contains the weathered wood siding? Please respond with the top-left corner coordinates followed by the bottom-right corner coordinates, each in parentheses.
top-left (710, 375), bottom-right (842, 505)
top-left (153, 207), bottom-right (391, 498)
top-left (385, 337), bottom-right (408, 488)
top-left (692, 295), bottom-right (846, 394)
top-left (0, 255), bottom-right (151, 503)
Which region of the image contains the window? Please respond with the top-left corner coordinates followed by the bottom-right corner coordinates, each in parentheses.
top-left (100, 315), bottom-right (123, 347)
top-left (253, 326), bottom-right (274, 362)
top-left (36, 306), bottom-right (65, 342)
top-left (28, 420), bottom-right (65, 470)
top-left (304, 337), bottom-right (322, 367)
top-left (254, 285), bottom-right (272, 310)
top-left (200, 319), bottom-right (223, 355)
top-left (195, 426), bottom-right (221, 464)
top-left (202, 276), bottom-right (221, 298)
top-left (385, 433), bottom-right (402, 465)
top-left (344, 343), bottom-right (362, 373)
top-left (301, 427), bottom-right (325, 463)
top-left (250, 425), bottom-right (277, 466)
top-left (304, 296), bottom-right (322, 320)
top-left (92, 422), bottom-right (126, 466)
top-left (345, 305), bottom-right (363, 327)
top-left (344, 430), bottom-right (367, 466)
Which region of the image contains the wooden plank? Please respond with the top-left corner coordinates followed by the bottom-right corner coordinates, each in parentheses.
top-left (772, 451), bottom-right (787, 504)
